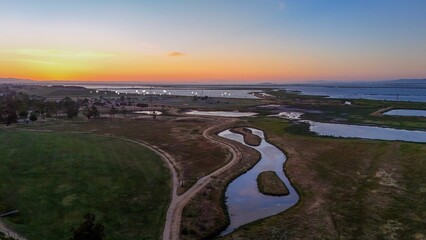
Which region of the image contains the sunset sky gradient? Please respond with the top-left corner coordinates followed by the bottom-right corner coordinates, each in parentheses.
top-left (1, 0), bottom-right (426, 83)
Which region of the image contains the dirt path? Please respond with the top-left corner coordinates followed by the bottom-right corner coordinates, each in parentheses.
top-left (370, 106), bottom-right (393, 116)
top-left (0, 220), bottom-right (27, 240)
top-left (162, 119), bottom-right (242, 240)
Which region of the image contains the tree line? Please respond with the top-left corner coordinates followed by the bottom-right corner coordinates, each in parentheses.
top-left (0, 89), bottom-right (98, 125)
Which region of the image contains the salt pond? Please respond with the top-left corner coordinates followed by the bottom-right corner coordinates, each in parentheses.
top-left (134, 111), bottom-right (162, 115)
top-left (185, 110), bottom-right (257, 117)
top-left (307, 121), bottom-right (426, 143)
top-left (383, 109), bottom-right (426, 117)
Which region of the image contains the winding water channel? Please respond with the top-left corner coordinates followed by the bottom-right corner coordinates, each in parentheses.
top-left (218, 128), bottom-right (299, 236)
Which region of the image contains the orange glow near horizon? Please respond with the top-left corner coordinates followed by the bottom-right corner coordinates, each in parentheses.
top-left (2, 47), bottom-right (423, 83)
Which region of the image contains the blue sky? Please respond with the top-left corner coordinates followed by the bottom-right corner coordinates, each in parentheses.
top-left (1, 0), bottom-right (426, 82)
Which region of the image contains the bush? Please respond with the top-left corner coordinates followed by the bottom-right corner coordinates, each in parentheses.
top-left (29, 112), bottom-right (38, 122)
top-left (69, 213), bottom-right (105, 240)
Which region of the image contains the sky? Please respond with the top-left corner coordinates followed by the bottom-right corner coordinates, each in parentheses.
top-left (1, 0), bottom-right (426, 83)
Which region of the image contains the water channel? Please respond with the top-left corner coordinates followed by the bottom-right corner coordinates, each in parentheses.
top-left (218, 128), bottom-right (299, 235)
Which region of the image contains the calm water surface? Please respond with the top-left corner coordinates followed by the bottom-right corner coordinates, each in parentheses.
top-left (218, 128), bottom-right (299, 236)
top-left (308, 121), bottom-right (426, 143)
top-left (284, 85), bottom-right (426, 102)
top-left (383, 109), bottom-right (426, 117)
top-left (186, 110), bottom-right (257, 117)
top-left (76, 84), bottom-right (261, 99)
top-left (133, 111), bottom-right (162, 115)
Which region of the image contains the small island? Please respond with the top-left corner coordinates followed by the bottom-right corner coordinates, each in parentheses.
top-left (257, 171), bottom-right (289, 196)
top-left (230, 127), bottom-right (262, 146)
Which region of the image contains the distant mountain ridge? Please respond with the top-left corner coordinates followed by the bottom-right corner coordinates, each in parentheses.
top-left (0, 78), bottom-right (35, 84)
top-left (1, 77), bottom-right (426, 86)
top-left (384, 79), bottom-right (426, 84)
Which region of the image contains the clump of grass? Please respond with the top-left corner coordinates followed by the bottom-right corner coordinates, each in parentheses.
top-left (284, 122), bottom-right (315, 136)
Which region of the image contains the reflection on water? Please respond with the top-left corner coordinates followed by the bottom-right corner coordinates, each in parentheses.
top-left (270, 111), bottom-right (304, 120)
top-left (218, 128), bottom-right (299, 236)
top-left (134, 111), bottom-right (162, 115)
top-left (186, 110), bottom-right (257, 117)
top-left (383, 109), bottom-right (426, 117)
top-left (79, 85), bottom-right (261, 99)
top-left (284, 85), bottom-right (426, 102)
top-left (308, 121), bottom-right (426, 143)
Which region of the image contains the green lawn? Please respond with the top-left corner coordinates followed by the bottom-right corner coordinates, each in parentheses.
top-left (0, 130), bottom-right (170, 240)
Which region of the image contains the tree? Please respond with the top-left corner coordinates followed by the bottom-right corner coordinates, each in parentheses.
top-left (69, 213), bottom-right (105, 240)
top-left (18, 110), bottom-right (28, 118)
top-left (91, 106), bottom-right (100, 118)
top-left (45, 101), bottom-right (58, 117)
top-left (67, 106), bottom-right (79, 118)
top-left (109, 106), bottom-right (118, 118)
top-left (29, 112), bottom-right (38, 122)
top-left (5, 111), bottom-right (18, 125)
top-left (60, 97), bottom-right (80, 118)
top-left (120, 107), bottom-right (128, 117)
top-left (136, 103), bottom-right (148, 109)
top-left (83, 106), bottom-right (100, 119)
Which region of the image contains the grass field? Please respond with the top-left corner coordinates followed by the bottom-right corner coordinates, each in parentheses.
top-left (222, 117), bottom-right (426, 239)
top-left (18, 117), bottom-right (229, 193)
top-left (0, 129), bottom-right (170, 240)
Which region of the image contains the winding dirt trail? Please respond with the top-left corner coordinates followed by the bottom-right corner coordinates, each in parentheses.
top-left (162, 119), bottom-right (242, 240)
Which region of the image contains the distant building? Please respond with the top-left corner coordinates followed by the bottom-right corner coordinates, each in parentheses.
top-left (344, 101), bottom-right (352, 105)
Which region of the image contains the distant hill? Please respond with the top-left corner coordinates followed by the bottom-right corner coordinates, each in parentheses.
top-left (256, 82), bottom-right (278, 85)
top-left (0, 78), bottom-right (35, 84)
top-left (384, 79), bottom-right (426, 84)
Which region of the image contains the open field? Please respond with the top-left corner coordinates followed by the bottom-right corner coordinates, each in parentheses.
top-left (257, 171), bottom-right (289, 196)
top-left (221, 117), bottom-right (426, 239)
top-left (0, 129), bottom-right (170, 240)
top-left (14, 116), bottom-right (230, 193)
